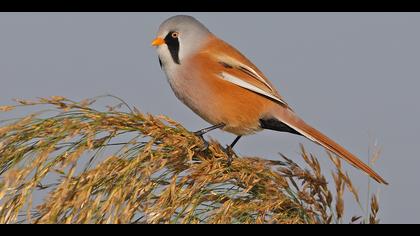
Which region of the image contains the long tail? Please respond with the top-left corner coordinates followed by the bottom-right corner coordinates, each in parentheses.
top-left (273, 107), bottom-right (388, 185)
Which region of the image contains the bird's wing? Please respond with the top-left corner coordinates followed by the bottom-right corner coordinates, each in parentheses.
top-left (218, 71), bottom-right (287, 106)
top-left (200, 36), bottom-right (290, 108)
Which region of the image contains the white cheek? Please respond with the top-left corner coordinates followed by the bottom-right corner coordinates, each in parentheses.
top-left (156, 45), bottom-right (172, 66)
top-left (177, 38), bottom-right (184, 61)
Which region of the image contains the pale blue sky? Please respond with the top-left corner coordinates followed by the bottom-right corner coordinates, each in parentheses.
top-left (0, 13), bottom-right (419, 223)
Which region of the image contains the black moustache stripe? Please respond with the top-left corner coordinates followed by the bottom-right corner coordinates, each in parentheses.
top-left (158, 56), bottom-right (163, 68)
top-left (164, 31), bottom-right (180, 64)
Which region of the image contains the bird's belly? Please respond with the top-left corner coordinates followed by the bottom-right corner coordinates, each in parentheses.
top-left (166, 69), bottom-right (272, 136)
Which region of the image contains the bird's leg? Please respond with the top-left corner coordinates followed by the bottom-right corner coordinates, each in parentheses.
top-left (194, 123), bottom-right (225, 150)
top-left (225, 136), bottom-right (242, 166)
top-left (229, 135), bottom-right (242, 149)
top-left (194, 123), bottom-right (225, 137)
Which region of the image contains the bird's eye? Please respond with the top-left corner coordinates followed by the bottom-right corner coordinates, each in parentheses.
top-left (171, 32), bottom-right (179, 38)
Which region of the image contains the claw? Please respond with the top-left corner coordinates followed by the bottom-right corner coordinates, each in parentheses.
top-left (192, 125), bottom-right (239, 165)
top-left (194, 133), bottom-right (210, 151)
top-left (193, 123), bottom-right (225, 152)
top-left (221, 145), bottom-right (235, 166)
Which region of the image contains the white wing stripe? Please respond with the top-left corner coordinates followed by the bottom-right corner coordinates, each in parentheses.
top-left (219, 72), bottom-right (287, 106)
top-left (214, 54), bottom-right (274, 92)
top-left (238, 65), bottom-right (274, 92)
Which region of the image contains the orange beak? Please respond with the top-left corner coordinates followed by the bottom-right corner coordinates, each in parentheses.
top-left (151, 37), bottom-right (165, 46)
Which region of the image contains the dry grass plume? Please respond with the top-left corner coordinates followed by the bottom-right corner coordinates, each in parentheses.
top-left (0, 96), bottom-right (382, 224)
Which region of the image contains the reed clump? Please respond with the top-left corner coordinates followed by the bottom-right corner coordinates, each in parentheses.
top-left (0, 96), bottom-right (381, 224)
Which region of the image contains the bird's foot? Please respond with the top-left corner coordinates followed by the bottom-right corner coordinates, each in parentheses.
top-left (193, 131), bottom-right (210, 152)
top-left (192, 123), bottom-right (225, 152)
top-left (221, 145), bottom-right (236, 166)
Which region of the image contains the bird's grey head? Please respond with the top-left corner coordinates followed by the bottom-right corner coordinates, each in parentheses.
top-left (152, 15), bottom-right (212, 67)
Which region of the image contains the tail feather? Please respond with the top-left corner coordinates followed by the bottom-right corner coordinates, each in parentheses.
top-left (273, 108), bottom-right (388, 185)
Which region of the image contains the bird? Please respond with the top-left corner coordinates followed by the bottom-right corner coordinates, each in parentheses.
top-left (151, 15), bottom-right (388, 185)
